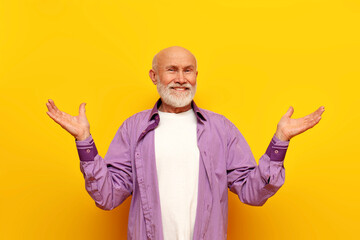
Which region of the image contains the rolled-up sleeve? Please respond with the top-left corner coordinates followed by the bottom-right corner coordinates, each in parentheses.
top-left (226, 119), bottom-right (289, 206)
top-left (75, 121), bottom-right (133, 210)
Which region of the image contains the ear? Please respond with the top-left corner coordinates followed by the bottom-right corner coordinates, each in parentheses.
top-left (149, 69), bottom-right (157, 85)
top-left (196, 71), bottom-right (198, 77)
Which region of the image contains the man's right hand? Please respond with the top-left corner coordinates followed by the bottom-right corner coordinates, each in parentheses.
top-left (46, 99), bottom-right (91, 141)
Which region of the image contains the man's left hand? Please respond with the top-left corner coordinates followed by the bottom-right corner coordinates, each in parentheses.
top-left (275, 106), bottom-right (325, 141)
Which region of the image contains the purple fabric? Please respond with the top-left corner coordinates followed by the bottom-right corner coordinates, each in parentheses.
top-left (265, 135), bottom-right (289, 161)
top-left (76, 137), bottom-right (98, 162)
top-left (75, 99), bottom-right (289, 240)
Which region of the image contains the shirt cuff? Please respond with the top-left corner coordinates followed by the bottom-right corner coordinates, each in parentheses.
top-left (265, 134), bottom-right (289, 162)
top-left (75, 134), bottom-right (98, 162)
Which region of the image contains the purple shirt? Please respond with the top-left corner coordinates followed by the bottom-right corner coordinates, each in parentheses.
top-left (76, 99), bottom-right (289, 240)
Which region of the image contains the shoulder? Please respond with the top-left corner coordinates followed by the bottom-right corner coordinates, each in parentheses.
top-left (113, 108), bottom-right (152, 143)
top-left (200, 108), bottom-right (249, 147)
top-left (199, 107), bottom-right (245, 138)
top-left (122, 109), bottom-right (152, 128)
top-left (199, 108), bottom-right (235, 128)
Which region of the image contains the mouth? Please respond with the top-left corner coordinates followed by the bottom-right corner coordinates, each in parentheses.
top-left (170, 87), bottom-right (189, 91)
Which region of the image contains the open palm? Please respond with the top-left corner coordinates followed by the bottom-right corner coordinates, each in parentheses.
top-left (275, 106), bottom-right (325, 141)
top-left (46, 99), bottom-right (90, 141)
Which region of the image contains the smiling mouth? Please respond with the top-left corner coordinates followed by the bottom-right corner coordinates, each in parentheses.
top-left (170, 87), bottom-right (189, 91)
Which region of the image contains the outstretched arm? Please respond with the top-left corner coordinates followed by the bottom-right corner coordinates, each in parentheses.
top-left (46, 99), bottom-right (133, 210)
top-left (227, 106), bottom-right (325, 206)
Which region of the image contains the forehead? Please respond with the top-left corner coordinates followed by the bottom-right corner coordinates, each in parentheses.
top-left (157, 48), bottom-right (196, 68)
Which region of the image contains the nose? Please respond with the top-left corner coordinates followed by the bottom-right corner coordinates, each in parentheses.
top-left (175, 71), bottom-right (186, 84)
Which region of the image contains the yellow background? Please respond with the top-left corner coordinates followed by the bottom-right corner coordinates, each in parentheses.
top-left (1, 0), bottom-right (359, 239)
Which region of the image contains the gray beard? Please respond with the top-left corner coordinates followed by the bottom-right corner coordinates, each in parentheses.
top-left (156, 80), bottom-right (197, 108)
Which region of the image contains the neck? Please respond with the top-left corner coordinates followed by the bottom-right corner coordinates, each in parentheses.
top-left (158, 101), bottom-right (192, 113)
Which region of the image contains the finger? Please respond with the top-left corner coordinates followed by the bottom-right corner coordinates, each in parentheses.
top-left (284, 106), bottom-right (294, 118)
top-left (306, 114), bottom-right (322, 129)
top-left (48, 99), bottom-right (61, 114)
top-left (79, 102), bottom-right (86, 116)
top-left (47, 99), bottom-right (58, 114)
top-left (312, 106), bottom-right (325, 118)
top-left (47, 111), bottom-right (75, 133)
top-left (308, 117), bottom-right (322, 131)
top-left (47, 102), bottom-right (63, 118)
top-left (46, 102), bottom-right (56, 114)
top-left (46, 111), bottom-right (64, 127)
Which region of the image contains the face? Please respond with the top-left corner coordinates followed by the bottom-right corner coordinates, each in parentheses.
top-left (156, 74), bottom-right (197, 108)
top-left (150, 47), bottom-right (198, 108)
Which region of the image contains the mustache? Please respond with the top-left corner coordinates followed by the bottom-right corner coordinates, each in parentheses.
top-left (167, 83), bottom-right (193, 89)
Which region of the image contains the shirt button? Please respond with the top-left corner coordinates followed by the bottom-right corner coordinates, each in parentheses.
top-left (86, 149), bottom-right (91, 153)
top-left (274, 150), bottom-right (279, 154)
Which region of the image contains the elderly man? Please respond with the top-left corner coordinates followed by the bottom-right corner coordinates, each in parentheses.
top-left (46, 46), bottom-right (324, 240)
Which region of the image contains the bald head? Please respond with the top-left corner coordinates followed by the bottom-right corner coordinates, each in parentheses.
top-left (152, 46), bottom-right (197, 72)
top-left (149, 46), bottom-right (198, 111)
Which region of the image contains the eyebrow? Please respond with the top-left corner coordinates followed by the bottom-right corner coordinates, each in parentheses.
top-left (165, 65), bottom-right (195, 69)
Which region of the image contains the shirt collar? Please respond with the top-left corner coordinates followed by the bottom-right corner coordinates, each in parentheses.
top-left (149, 98), bottom-right (207, 123)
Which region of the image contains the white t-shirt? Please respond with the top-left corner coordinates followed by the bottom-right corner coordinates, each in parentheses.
top-left (155, 108), bottom-right (200, 240)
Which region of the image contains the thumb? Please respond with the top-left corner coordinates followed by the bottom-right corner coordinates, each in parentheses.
top-left (284, 106), bottom-right (294, 118)
top-left (79, 102), bottom-right (86, 116)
